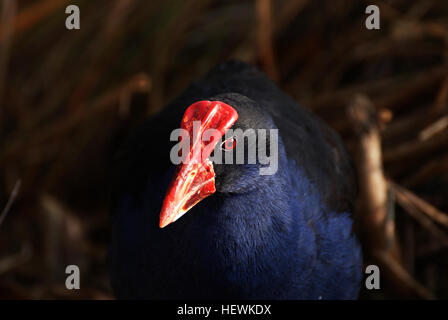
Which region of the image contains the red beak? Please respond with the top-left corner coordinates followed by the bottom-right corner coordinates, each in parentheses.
top-left (159, 101), bottom-right (238, 228)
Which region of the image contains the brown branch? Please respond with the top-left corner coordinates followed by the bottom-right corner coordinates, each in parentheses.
top-left (0, 179), bottom-right (21, 228)
top-left (432, 75), bottom-right (448, 115)
top-left (0, 0), bottom-right (68, 44)
top-left (419, 116), bottom-right (448, 141)
top-left (389, 181), bottom-right (448, 238)
top-left (347, 95), bottom-right (435, 299)
top-left (374, 250), bottom-right (435, 300)
top-left (0, 243), bottom-right (32, 275)
top-left (275, 0), bottom-right (309, 34)
top-left (348, 95), bottom-right (399, 256)
top-left (403, 153), bottom-right (448, 187)
top-left (255, 0), bottom-right (278, 81)
top-left (0, 73), bottom-right (151, 166)
top-left (383, 128), bottom-right (448, 164)
top-left (305, 65), bottom-right (448, 111)
top-left (0, 0), bottom-right (16, 116)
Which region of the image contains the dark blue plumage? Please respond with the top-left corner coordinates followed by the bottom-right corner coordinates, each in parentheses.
top-left (109, 61), bottom-right (363, 299)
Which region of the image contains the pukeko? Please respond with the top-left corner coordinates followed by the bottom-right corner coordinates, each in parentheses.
top-left (109, 61), bottom-right (363, 299)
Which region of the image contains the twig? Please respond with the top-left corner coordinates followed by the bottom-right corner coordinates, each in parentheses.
top-left (305, 65), bottom-right (448, 111)
top-left (432, 75), bottom-right (448, 115)
top-left (416, 238), bottom-right (446, 257)
top-left (255, 0), bottom-right (278, 81)
top-left (68, 0), bottom-right (138, 111)
top-left (0, 243), bottom-right (32, 275)
top-left (0, 0), bottom-right (16, 122)
top-left (0, 73), bottom-right (151, 166)
top-left (389, 181), bottom-right (448, 233)
top-left (419, 116), bottom-right (448, 141)
top-left (0, 179), bottom-right (21, 228)
top-left (402, 218), bottom-right (415, 275)
top-left (403, 153), bottom-right (448, 187)
top-left (383, 128), bottom-right (448, 164)
top-left (390, 183), bottom-right (448, 249)
top-left (0, 0), bottom-right (68, 44)
top-left (382, 107), bottom-right (430, 143)
top-left (275, 0), bottom-right (309, 34)
top-left (374, 250), bottom-right (435, 299)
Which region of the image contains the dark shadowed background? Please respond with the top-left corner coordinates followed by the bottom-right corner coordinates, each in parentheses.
top-left (0, 0), bottom-right (448, 299)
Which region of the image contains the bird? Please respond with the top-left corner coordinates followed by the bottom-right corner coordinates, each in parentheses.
top-left (108, 60), bottom-right (363, 300)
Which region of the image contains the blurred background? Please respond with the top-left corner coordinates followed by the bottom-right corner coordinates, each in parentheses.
top-left (1, 0), bottom-right (448, 299)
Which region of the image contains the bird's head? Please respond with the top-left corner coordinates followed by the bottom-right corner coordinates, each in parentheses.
top-left (159, 93), bottom-right (284, 228)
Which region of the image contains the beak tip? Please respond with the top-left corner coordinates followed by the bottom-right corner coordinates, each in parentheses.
top-left (159, 218), bottom-right (170, 229)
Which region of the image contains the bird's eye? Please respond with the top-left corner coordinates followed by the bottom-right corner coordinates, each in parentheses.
top-left (221, 137), bottom-right (236, 151)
